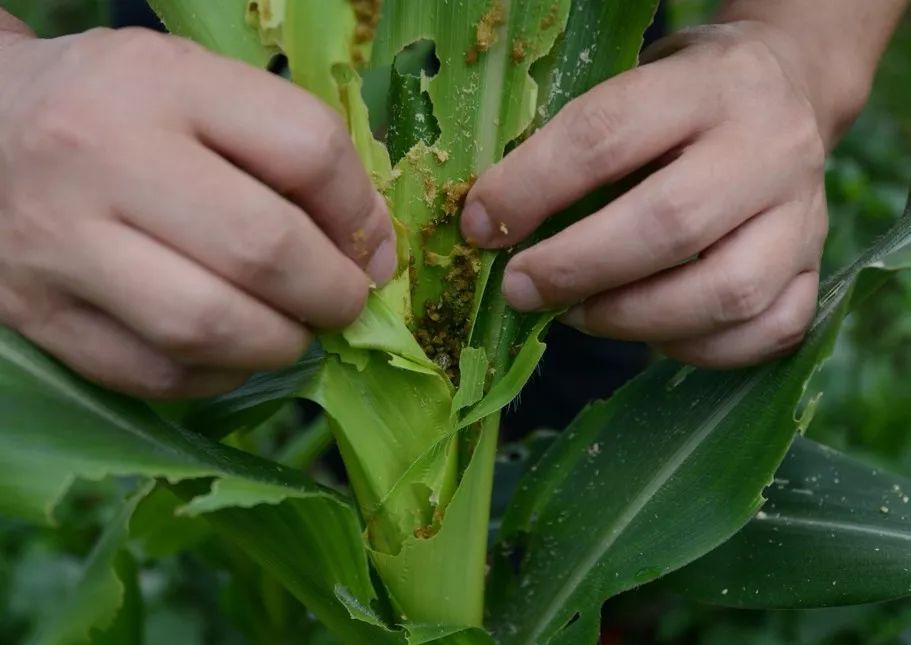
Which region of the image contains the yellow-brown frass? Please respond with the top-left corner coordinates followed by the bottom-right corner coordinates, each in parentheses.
top-left (465, 0), bottom-right (505, 64)
top-left (348, 0), bottom-right (382, 62)
top-left (414, 246), bottom-right (481, 383)
top-left (441, 176), bottom-right (476, 219)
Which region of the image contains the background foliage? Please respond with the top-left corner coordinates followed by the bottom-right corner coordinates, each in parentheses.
top-left (1, 0), bottom-right (910, 643)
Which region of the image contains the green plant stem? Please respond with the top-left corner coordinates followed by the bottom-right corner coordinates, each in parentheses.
top-left (276, 416), bottom-right (334, 469)
top-left (479, 257), bottom-right (519, 376)
top-left (374, 412), bottom-right (501, 627)
top-left (463, 413), bottom-right (501, 624)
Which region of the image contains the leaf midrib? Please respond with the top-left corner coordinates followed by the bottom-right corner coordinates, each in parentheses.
top-left (0, 334), bottom-right (212, 470)
top-left (519, 372), bottom-right (766, 642)
top-left (755, 512), bottom-right (911, 543)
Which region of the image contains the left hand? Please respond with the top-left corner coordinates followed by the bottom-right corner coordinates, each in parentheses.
top-left (461, 22), bottom-right (834, 369)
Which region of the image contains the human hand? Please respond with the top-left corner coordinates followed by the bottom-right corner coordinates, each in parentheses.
top-left (462, 22), bottom-right (841, 369)
top-left (0, 27), bottom-right (395, 398)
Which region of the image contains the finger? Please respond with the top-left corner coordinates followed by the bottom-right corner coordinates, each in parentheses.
top-left (463, 51), bottom-right (719, 247)
top-left (657, 271), bottom-right (820, 369)
top-left (22, 300), bottom-right (249, 399)
top-left (112, 134), bottom-right (371, 329)
top-left (177, 50), bottom-right (396, 283)
top-left (50, 220), bottom-right (312, 372)
top-left (500, 130), bottom-right (804, 311)
top-left (562, 197), bottom-right (827, 341)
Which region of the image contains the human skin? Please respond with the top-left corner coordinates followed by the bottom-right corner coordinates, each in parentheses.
top-left (0, 14), bottom-right (396, 398)
top-left (464, 0), bottom-right (909, 369)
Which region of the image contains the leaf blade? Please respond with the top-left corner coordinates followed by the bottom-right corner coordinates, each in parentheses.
top-left (27, 485), bottom-right (149, 645)
top-left (148, 0), bottom-right (273, 65)
top-left (0, 328), bottom-right (386, 643)
top-left (667, 437), bottom-right (911, 608)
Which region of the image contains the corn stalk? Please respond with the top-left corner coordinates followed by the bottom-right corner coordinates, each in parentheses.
top-left (149, 0), bottom-right (658, 627)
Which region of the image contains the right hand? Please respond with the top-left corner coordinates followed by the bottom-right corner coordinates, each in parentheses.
top-left (0, 27), bottom-right (396, 399)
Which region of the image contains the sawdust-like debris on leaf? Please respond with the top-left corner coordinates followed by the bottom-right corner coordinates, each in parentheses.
top-left (466, 0), bottom-right (505, 65)
top-left (511, 38), bottom-right (527, 63)
top-left (442, 176), bottom-right (477, 218)
top-left (540, 3), bottom-right (560, 30)
top-left (348, 0), bottom-right (382, 63)
top-left (415, 246), bottom-right (481, 383)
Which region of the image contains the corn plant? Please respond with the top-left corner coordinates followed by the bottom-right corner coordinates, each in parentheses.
top-left (4, 1), bottom-right (911, 643)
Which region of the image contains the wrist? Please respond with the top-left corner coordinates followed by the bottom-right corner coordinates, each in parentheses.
top-left (714, 17), bottom-right (873, 149)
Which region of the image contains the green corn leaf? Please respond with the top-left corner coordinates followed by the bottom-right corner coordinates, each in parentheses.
top-left (147, 0), bottom-right (273, 66)
top-left (171, 480), bottom-right (398, 645)
top-left (276, 0), bottom-right (576, 626)
top-left (92, 552), bottom-right (144, 645)
top-left (27, 485), bottom-right (149, 645)
top-left (302, 326), bottom-right (455, 534)
top-left (488, 204), bottom-right (911, 643)
top-left (180, 346), bottom-right (325, 440)
top-left (371, 417), bottom-right (499, 626)
top-left (225, 0), bottom-right (659, 629)
top-left (666, 437), bottom-right (911, 608)
top-left (130, 484), bottom-right (211, 558)
top-left (0, 327), bottom-right (333, 525)
top-left (0, 328), bottom-right (387, 643)
top-left (533, 1), bottom-right (662, 125)
top-left (373, 0), bottom-right (573, 330)
top-left (405, 624), bottom-right (494, 645)
top-left (388, 64), bottom-right (440, 167)
top-left (283, 0), bottom-right (377, 111)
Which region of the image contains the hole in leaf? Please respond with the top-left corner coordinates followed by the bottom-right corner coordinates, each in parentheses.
top-left (267, 53), bottom-right (289, 78)
top-left (385, 40), bottom-right (442, 165)
top-left (394, 39), bottom-right (440, 78)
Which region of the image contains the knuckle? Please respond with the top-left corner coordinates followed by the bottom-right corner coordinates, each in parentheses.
top-left (159, 298), bottom-right (234, 357)
top-left (298, 110), bottom-right (352, 187)
top-left (109, 28), bottom-right (192, 63)
top-left (0, 204), bottom-right (51, 262)
top-left (7, 288), bottom-right (57, 337)
top-left (230, 216), bottom-right (299, 283)
top-left (719, 36), bottom-right (777, 77)
top-left (801, 197), bottom-right (830, 259)
top-left (644, 184), bottom-right (701, 259)
top-left (788, 111), bottom-right (826, 173)
top-left (713, 36), bottom-right (792, 109)
top-left (535, 254), bottom-right (582, 304)
top-left (0, 293), bottom-right (28, 331)
top-left (56, 27), bottom-right (110, 65)
top-left (16, 95), bottom-right (99, 159)
top-left (812, 207), bottom-right (830, 248)
top-left (136, 360), bottom-right (192, 400)
top-left (563, 93), bottom-right (625, 173)
top-left (712, 271), bottom-right (769, 324)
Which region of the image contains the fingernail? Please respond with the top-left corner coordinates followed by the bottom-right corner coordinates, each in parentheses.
top-left (561, 305), bottom-right (587, 330)
top-left (502, 270), bottom-right (544, 311)
top-left (461, 199), bottom-right (494, 245)
top-left (366, 236), bottom-right (397, 285)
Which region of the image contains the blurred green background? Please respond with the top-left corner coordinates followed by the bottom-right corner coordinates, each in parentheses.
top-left (1, 1), bottom-right (911, 643)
